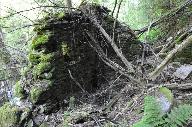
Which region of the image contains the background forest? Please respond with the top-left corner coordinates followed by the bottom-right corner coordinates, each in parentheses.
top-left (0, 0), bottom-right (192, 127)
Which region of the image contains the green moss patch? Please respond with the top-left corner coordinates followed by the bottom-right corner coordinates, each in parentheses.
top-left (30, 86), bottom-right (43, 103)
top-left (39, 53), bottom-right (54, 62)
top-left (33, 62), bottom-right (52, 77)
top-left (0, 103), bottom-right (19, 127)
top-left (29, 52), bottom-right (40, 64)
top-left (31, 34), bottom-right (49, 49)
top-left (14, 81), bottom-right (25, 99)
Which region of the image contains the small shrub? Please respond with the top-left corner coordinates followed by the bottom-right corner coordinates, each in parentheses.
top-left (132, 96), bottom-right (192, 127)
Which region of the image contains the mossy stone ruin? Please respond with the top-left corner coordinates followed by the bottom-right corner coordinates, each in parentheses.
top-left (22, 4), bottom-right (142, 106)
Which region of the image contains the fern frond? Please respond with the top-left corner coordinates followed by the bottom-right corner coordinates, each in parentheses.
top-left (163, 104), bottom-right (192, 127)
top-left (132, 96), bottom-right (163, 127)
top-left (132, 96), bottom-right (192, 127)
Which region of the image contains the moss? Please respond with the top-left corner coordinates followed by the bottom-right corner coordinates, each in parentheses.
top-left (33, 62), bottom-right (52, 77)
top-left (57, 12), bottom-right (65, 19)
top-left (61, 43), bottom-right (69, 56)
top-left (39, 53), bottom-right (54, 62)
top-left (30, 86), bottom-right (43, 103)
top-left (28, 52), bottom-right (40, 64)
top-left (14, 81), bottom-right (25, 99)
top-left (31, 34), bottom-right (49, 49)
top-left (0, 103), bottom-right (19, 127)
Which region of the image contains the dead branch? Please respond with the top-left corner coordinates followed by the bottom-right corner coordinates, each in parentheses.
top-left (111, 0), bottom-right (118, 16)
top-left (68, 69), bottom-right (87, 93)
top-left (149, 35), bottom-right (192, 80)
top-left (86, 31), bottom-right (141, 85)
top-left (92, 21), bottom-right (135, 73)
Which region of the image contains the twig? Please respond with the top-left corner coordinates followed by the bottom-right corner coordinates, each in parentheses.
top-left (149, 35), bottom-right (192, 80)
top-left (111, 0), bottom-right (118, 16)
top-left (68, 69), bottom-right (87, 93)
top-left (92, 20), bottom-right (135, 73)
top-left (112, 0), bottom-right (123, 43)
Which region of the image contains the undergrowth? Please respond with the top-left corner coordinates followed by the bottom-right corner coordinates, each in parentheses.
top-left (132, 96), bottom-right (192, 127)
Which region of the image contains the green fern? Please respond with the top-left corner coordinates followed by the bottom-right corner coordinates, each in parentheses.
top-left (132, 96), bottom-right (192, 127)
top-left (163, 104), bottom-right (192, 127)
top-left (133, 96), bottom-right (164, 127)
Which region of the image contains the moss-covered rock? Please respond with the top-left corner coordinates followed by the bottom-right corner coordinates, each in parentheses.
top-left (0, 103), bottom-right (20, 127)
top-left (20, 4), bottom-right (141, 113)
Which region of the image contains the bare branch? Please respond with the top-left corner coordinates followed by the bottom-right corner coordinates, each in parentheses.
top-left (111, 0), bottom-right (118, 16)
top-left (86, 31), bottom-right (141, 85)
top-left (112, 0), bottom-right (123, 42)
top-left (149, 35), bottom-right (192, 80)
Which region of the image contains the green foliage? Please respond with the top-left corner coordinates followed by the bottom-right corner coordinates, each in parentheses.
top-left (133, 96), bottom-right (163, 127)
top-left (140, 28), bottom-right (162, 42)
top-left (32, 34), bottom-right (49, 49)
top-left (30, 86), bottom-right (43, 103)
top-left (164, 104), bottom-right (192, 127)
top-left (0, 103), bottom-right (19, 127)
top-left (132, 96), bottom-right (192, 127)
top-left (33, 62), bottom-right (52, 76)
top-left (14, 81), bottom-right (25, 99)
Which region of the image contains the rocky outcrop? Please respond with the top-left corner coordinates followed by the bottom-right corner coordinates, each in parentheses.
top-left (12, 4), bottom-right (142, 126)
